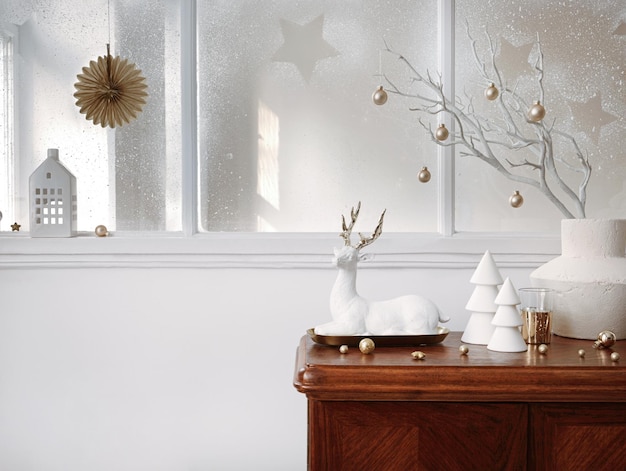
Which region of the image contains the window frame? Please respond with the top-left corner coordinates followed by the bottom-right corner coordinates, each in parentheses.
top-left (0, 0), bottom-right (561, 269)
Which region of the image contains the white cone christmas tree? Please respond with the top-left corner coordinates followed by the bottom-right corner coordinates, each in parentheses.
top-left (488, 277), bottom-right (527, 352)
top-left (462, 250), bottom-right (503, 345)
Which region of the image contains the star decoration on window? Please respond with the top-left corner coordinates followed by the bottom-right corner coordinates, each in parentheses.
top-left (272, 14), bottom-right (339, 82)
top-left (11, 222), bottom-right (21, 231)
top-left (497, 38), bottom-right (534, 78)
top-left (568, 92), bottom-right (618, 146)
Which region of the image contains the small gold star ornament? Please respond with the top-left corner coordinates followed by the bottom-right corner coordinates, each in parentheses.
top-left (11, 222), bottom-right (21, 231)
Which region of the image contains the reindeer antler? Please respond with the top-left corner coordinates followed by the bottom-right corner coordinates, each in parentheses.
top-left (339, 201), bottom-right (386, 249)
top-left (340, 202), bottom-right (361, 246)
top-left (355, 209), bottom-right (386, 250)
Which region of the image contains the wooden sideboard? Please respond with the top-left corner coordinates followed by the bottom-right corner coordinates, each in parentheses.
top-left (293, 332), bottom-right (626, 471)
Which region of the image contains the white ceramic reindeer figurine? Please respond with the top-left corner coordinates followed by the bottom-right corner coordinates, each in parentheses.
top-left (314, 202), bottom-right (449, 336)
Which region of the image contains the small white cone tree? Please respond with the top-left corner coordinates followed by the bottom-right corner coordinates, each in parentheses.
top-left (488, 277), bottom-right (527, 352)
top-left (462, 250), bottom-right (503, 345)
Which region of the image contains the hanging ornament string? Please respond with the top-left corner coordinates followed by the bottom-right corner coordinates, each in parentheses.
top-left (73, 0), bottom-right (148, 128)
top-left (372, 49), bottom-right (388, 105)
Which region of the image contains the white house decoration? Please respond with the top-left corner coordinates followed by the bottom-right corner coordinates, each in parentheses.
top-left (29, 148), bottom-right (77, 237)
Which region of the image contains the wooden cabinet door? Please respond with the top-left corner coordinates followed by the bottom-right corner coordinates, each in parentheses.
top-left (309, 401), bottom-right (527, 471)
top-left (530, 403), bottom-right (626, 470)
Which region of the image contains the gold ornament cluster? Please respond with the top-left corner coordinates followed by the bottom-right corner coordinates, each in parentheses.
top-left (74, 45), bottom-right (148, 128)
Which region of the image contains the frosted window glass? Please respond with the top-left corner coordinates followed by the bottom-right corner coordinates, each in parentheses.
top-left (3, 0), bottom-right (181, 232)
top-left (197, 1), bottom-right (438, 232)
top-left (456, 0), bottom-right (626, 233)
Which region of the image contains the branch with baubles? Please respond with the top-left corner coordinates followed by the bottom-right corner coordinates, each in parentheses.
top-left (375, 25), bottom-right (590, 218)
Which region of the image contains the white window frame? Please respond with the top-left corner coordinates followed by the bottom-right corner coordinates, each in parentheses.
top-left (0, 0), bottom-right (560, 269)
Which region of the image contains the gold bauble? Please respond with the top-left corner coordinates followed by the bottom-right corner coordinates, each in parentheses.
top-left (95, 225), bottom-right (108, 237)
top-left (538, 344), bottom-right (549, 354)
top-left (359, 338), bottom-right (375, 354)
top-left (418, 166), bottom-right (431, 183)
top-left (411, 351), bottom-right (426, 360)
top-left (459, 345), bottom-right (469, 355)
top-left (528, 101), bottom-right (546, 122)
top-left (372, 85), bottom-right (388, 105)
top-left (594, 330), bottom-right (616, 349)
top-left (578, 348), bottom-right (586, 358)
top-left (611, 352), bottom-right (621, 362)
top-left (74, 45), bottom-right (148, 128)
top-left (339, 345), bottom-right (349, 354)
top-left (484, 83), bottom-right (499, 101)
top-left (509, 190), bottom-right (524, 208)
top-left (435, 123), bottom-right (449, 141)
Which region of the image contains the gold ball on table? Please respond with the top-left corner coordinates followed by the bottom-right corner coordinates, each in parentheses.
top-left (611, 352), bottom-right (620, 362)
top-left (372, 86), bottom-right (388, 105)
top-left (594, 330), bottom-right (616, 349)
top-left (538, 344), bottom-right (549, 354)
top-left (578, 348), bottom-right (586, 358)
top-left (459, 345), bottom-right (469, 355)
top-left (411, 351), bottom-right (426, 360)
top-left (359, 338), bottom-right (375, 354)
top-left (339, 345), bottom-right (349, 354)
top-left (95, 225), bottom-right (109, 237)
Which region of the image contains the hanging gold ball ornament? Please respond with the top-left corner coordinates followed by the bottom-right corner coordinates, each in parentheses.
top-left (372, 85), bottom-right (388, 105)
top-left (528, 100), bottom-right (546, 122)
top-left (435, 123), bottom-right (449, 141)
top-left (94, 225), bottom-right (109, 237)
top-left (509, 190), bottom-right (524, 208)
top-left (359, 338), bottom-right (375, 354)
top-left (74, 44), bottom-right (148, 128)
top-left (484, 83), bottom-right (499, 101)
top-left (418, 166), bottom-right (431, 183)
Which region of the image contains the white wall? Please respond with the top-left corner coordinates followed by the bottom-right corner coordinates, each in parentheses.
top-left (0, 260), bottom-right (537, 470)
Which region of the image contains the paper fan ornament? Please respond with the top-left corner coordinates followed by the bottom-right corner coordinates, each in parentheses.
top-left (74, 44), bottom-right (148, 128)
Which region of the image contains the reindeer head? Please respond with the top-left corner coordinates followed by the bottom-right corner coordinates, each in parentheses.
top-left (337, 201), bottom-right (386, 258)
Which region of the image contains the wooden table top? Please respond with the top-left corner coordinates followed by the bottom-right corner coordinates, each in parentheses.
top-left (294, 331), bottom-right (626, 402)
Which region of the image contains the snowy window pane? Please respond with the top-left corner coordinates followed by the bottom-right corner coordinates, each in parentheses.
top-left (455, 0), bottom-right (626, 233)
top-left (197, 0), bottom-right (439, 232)
top-left (2, 0), bottom-right (181, 232)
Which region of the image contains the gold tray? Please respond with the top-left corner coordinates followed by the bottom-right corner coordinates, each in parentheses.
top-left (307, 327), bottom-right (449, 347)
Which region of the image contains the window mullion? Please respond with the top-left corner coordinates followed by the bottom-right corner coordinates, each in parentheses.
top-left (181, 0), bottom-right (198, 236)
top-left (437, 0), bottom-right (455, 237)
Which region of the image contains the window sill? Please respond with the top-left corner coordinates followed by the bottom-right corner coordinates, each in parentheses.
top-left (0, 232), bottom-right (560, 269)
